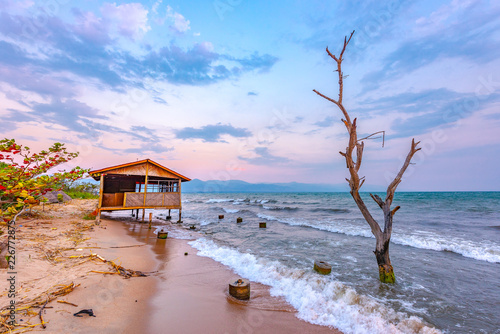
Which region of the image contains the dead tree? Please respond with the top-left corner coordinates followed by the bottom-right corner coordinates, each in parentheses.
top-left (313, 31), bottom-right (421, 283)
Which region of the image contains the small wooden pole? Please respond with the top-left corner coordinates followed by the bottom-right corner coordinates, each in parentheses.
top-left (149, 212), bottom-right (152, 229)
top-left (142, 209), bottom-right (145, 222)
top-left (97, 173), bottom-right (104, 223)
top-left (143, 161), bottom-right (149, 207)
top-left (136, 209), bottom-right (139, 220)
top-left (178, 179), bottom-right (182, 223)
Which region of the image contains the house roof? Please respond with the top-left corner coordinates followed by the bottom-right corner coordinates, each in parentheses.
top-left (89, 159), bottom-right (191, 182)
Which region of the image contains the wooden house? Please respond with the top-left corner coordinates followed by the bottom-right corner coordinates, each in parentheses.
top-left (89, 159), bottom-right (191, 222)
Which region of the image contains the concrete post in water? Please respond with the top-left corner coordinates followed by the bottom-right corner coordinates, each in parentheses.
top-left (229, 278), bottom-right (250, 300)
top-left (157, 230), bottom-right (168, 239)
top-left (313, 260), bottom-right (332, 275)
top-left (236, 217), bottom-right (243, 223)
top-left (259, 222), bottom-right (266, 228)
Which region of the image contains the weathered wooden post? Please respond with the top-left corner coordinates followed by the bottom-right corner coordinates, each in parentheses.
top-left (259, 222), bottom-right (266, 228)
top-left (157, 230), bottom-right (168, 239)
top-left (218, 215), bottom-right (224, 219)
top-left (149, 212), bottom-right (152, 229)
top-left (236, 217), bottom-right (243, 223)
top-left (177, 179), bottom-right (182, 223)
top-left (313, 260), bottom-right (332, 275)
top-left (96, 173), bottom-right (104, 223)
top-left (229, 279), bottom-right (250, 300)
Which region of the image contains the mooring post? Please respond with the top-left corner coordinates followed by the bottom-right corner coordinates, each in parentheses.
top-left (229, 279), bottom-right (250, 300)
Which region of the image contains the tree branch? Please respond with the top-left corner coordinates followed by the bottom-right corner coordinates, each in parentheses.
top-left (370, 193), bottom-right (384, 208)
top-left (385, 138), bottom-right (421, 206)
top-left (391, 206), bottom-right (400, 216)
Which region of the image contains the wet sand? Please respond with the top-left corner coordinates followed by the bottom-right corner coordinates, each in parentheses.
top-left (123, 218), bottom-right (341, 334)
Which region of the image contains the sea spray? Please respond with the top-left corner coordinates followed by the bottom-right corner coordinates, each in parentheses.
top-left (189, 238), bottom-right (441, 334)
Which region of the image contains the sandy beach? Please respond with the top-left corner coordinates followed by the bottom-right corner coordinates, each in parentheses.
top-left (0, 199), bottom-right (341, 334)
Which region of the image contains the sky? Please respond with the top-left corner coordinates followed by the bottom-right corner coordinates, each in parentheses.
top-left (1, 0), bottom-right (499, 191)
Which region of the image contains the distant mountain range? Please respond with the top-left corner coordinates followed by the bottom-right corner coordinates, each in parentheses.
top-left (182, 179), bottom-right (359, 193)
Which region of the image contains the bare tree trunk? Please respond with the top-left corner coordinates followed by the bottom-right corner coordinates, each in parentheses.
top-left (313, 31), bottom-right (420, 283)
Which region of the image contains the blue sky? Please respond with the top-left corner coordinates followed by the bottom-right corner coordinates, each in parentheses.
top-left (1, 0), bottom-right (499, 190)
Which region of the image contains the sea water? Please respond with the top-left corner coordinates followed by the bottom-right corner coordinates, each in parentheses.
top-left (112, 192), bottom-right (500, 333)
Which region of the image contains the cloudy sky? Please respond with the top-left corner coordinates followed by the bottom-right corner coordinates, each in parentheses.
top-left (1, 0), bottom-right (499, 191)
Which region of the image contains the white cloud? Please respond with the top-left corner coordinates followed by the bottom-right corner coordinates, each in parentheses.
top-left (152, 0), bottom-right (162, 15)
top-left (101, 2), bottom-right (150, 40)
top-left (166, 5), bottom-right (191, 33)
top-left (414, 0), bottom-right (480, 35)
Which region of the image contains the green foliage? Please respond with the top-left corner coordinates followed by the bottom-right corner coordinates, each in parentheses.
top-left (65, 191), bottom-right (98, 199)
top-left (0, 138), bottom-right (88, 223)
top-left (57, 194), bottom-right (64, 202)
top-left (63, 182), bottom-right (99, 199)
top-left (83, 212), bottom-right (96, 220)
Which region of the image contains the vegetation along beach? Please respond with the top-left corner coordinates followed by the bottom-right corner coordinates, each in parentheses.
top-left (1, 0), bottom-right (500, 333)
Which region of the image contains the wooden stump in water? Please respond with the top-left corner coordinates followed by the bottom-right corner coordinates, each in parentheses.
top-left (259, 222), bottom-right (266, 228)
top-left (236, 217), bottom-right (243, 223)
top-left (229, 279), bottom-right (250, 300)
top-left (157, 230), bottom-right (168, 239)
top-left (218, 215), bottom-right (224, 219)
top-left (313, 260), bottom-right (331, 275)
top-left (166, 216), bottom-right (171, 220)
top-left (189, 225), bottom-right (196, 230)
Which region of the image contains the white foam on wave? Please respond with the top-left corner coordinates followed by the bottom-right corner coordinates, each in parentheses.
top-left (223, 208), bottom-right (240, 213)
top-left (206, 198), bottom-right (234, 203)
top-left (256, 214), bottom-right (500, 263)
top-left (189, 238), bottom-right (441, 334)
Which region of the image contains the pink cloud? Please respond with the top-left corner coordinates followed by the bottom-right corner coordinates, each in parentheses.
top-left (101, 2), bottom-right (150, 40)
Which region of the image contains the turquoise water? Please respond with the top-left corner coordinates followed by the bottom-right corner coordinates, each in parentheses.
top-left (111, 192), bottom-right (500, 333)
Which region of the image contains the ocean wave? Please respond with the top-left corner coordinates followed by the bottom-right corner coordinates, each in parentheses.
top-left (206, 198), bottom-right (234, 203)
top-left (256, 214), bottom-right (500, 263)
top-left (262, 205), bottom-right (299, 211)
top-left (223, 208), bottom-right (240, 213)
top-left (310, 208), bottom-right (350, 214)
top-left (189, 238), bottom-right (441, 334)
top-left (391, 234), bottom-right (500, 263)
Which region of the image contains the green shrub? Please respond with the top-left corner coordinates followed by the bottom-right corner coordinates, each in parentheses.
top-left (83, 212), bottom-right (96, 220)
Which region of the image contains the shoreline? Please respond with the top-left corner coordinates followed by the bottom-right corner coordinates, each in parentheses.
top-left (1, 200), bottom-right (341, 333)
top-left (114, 214), bottom-right (342, 334)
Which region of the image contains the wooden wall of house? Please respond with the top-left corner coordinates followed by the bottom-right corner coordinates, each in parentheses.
top-left (102, 193), bottom-right (125, 207)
